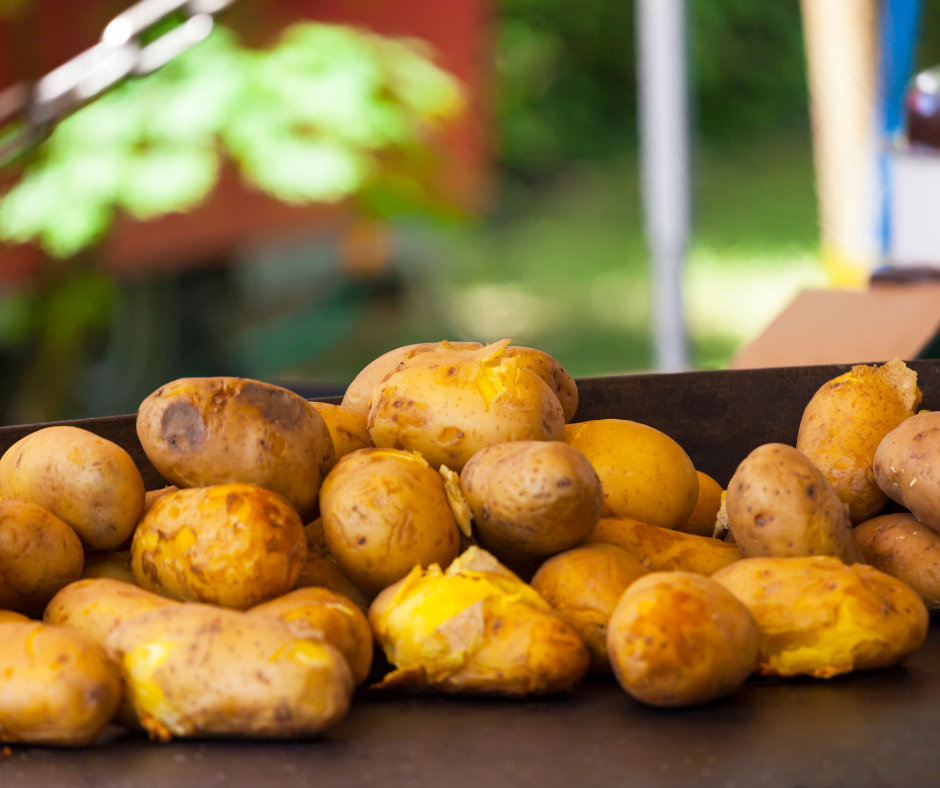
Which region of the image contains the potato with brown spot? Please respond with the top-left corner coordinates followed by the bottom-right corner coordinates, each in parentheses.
top-left (0, 426), bottom-right (145, 550)
top-left (136, 377), bottom-right (334, 520)
top-left (606, 572), bottom-right (759, 707)
top-left (797, 359), bottom-right (921, 524)
top-left (582, 516), bottom-right (743, 575)
top-left (309, 401), bottom-right (374, 469)
top-left (676, 472), bottom-right (724, 537)
top-left (499, 346), bottom-right (578, 423)
top-left (874, 411), bottom-right (940, 531)
top-left (460, 441), bottom-right (602, 561)
top-left (531, 544), bottom-right (648, 672)
top-left (726, 443), bottom-right (863, 563)
top-left (0, 499), bottom-right (84, 616)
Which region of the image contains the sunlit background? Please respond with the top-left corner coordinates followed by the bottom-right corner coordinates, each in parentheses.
top-left (2, 0), bottom-right (940, 424)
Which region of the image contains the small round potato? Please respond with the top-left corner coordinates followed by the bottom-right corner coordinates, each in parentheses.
top-left (499, 346), bottom-right (578, 423)
top-left (309, 401), bottom-right (374, 468)
top-left (368, 341), bottom-right (565, 472)
top-left (0, 499), bottom-right (84, 616)
top-left (726, 443), bottom-right (863, 563)
top-left (131, 484), bottom-right (307, 609)
top-left (106, 604), bottom-right (353, 741)
top-left (854, 513), bottom-right (940, 608)
top-left (676, 471), bottom-right (724, 537)
top-left (321, 448), bottom-right (461, 597)
top-left (460, 441), bottom-right (603, 561)
top-left (295, 552), bottom-right (370, 612)
top-left (606, 572), bottom-right (759, 707)
top-left (0, 426), bottom-right (145, 550)
top-left (0, 622), bottom-right (121, 745)
top-left (0, 610), bottom-right (30, 624)
top-left (137, 377), bottom-right (334, 520)
top-left (81, 550), bottom-right (137, 586)
top-left (249, 587), bottom-right (373, 685)
top-left (563, 420), bottom-right (698, 529)
top-left (531, 544), bottom-right (648, 672)
top-left (874, 411), bottom-right (940, 531)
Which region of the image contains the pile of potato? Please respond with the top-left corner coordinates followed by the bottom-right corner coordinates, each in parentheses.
top-left (0, 342), bottom-right (937, 746)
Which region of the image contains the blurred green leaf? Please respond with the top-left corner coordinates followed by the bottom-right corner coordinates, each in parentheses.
top-left (120, 147), bottom-right (219, 219)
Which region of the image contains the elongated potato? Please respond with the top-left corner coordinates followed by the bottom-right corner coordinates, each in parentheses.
top-left (0, 426), bottom-right (145, 550)
top-left (106, 604), bottom-right (353, 741)
top-left (0, 622), bottom-right (121, 745)
top-left (676, 472), bottom-right (724, 537)
top-left (131, 484), bottom-right (307, 609)
top-left (713, 556), bottom-right (928, 678)
top-left (563, 420), bottom-right (698, 529)
top-left (582, 516), bottom-right (743, 575)
top-left (81, 550), bottom-right (137, 586)
top-left (309, 401), bottom-right (374, 468)
top-left (499, 346), bottom-right (578, 423)
top-left (137, 377), bottom-right (334, 519)
top-left (607, 572), bottom-right (759, 707)
top-left (797, 359), bottom-right (921, 523)
top-left (726, 443), bottom-right (863, 563)
top-left (0, 500), bottom-right (84, 616)
top-left (874, 411), bottom-right (940, 531)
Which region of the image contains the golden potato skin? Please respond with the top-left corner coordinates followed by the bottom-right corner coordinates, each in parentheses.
top-left (249, 587), bottom-right (373, 685)
top-left (131, 484), bottom-right (307, 609)
top-left (81, 550), bottom-right (137, 586)
top-left (563, 420), bottom-right (698, 529)
top-left (0, 426), bottom-right (145, 550)
top-left (726, 443), bottom-right (863, 563)
top-left (0, 610), bottom-right (30, 624)
top-left (582, 516), bottom-right (743, 575)
top-left (500, 346), bottom-right (578, 423)
top-left (310, 401), bottom-right (374, 468)
top-left (0, 500), bottom-right (84, 616)
top-left (460, 441), bottom-right (602, 561)
top-left (136, 377), bottom-right (334, 520)
top-left (531, 544), bottom-right (648, 672)
top-left (797, 359), bottom-right (921, 524)
top-left (295, 552), bottom-right (369, 612)
top-left (342, 341), bottom-right (484, 415)
top-left (854, 513), bottom-right (940, 608)
top-left (677, 472), bottom-right (724, 537)
top-left (712, 556), bottom-right (928, 678)
top-left (368, 341), bottom-right (565, 472)
top-left (874, 411), bottom-right (940, 531)
top-left (369, 547), bottom-right (589, 695)
top-left (0, 622), bottom-right (121, 745)
top-left (321, 448), bottom-right (461, 597)
top-left (607, 572), bottom-right (759, 707)
top-left (106, 604), bottom-right (353, 741)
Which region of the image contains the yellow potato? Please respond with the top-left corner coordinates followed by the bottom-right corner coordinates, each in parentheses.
top-left (726, 443), bottom-right (863, 563)
top-left (81, 550), bottom-right (137, 586)
top-left (249, 587), bottom-right (373, 685)
top-left (310, 401), bottom-right (374, 468)
top-left (0, 499), bottom-right (84, 616)
top-left (321, 448), bottom-right (461, 597)
top-left (874, 411), bottom-right (940, 531)
top-left (131, 484), bottom-right (307, 609)
top-left (0, 426), bottom-right (145, 550)
top-left (499, 346), bottom-right (578, 423)
top-left (582, 516), bottom-right (743, 575)
top-left (0, 610), bottom-right (30, 624)
top-left (368, 340), bottom-right (565, 472)
top-left (136, 377), bottom-right (334, 519)
top-left (563, 419), bottom-right (698, 529)
top-left (712, 556), bottom-right (928, 678)
top-left (676, 471), bottom-right (724, 537)
top-left (304, 517), bottom-right (329, 553)
top-left (295, 552), bottom-right (370, 612)
top-left (143, 486), bottom-right (179, 516)
top-left (369, 547), bottom-right (589, 695)
top-left (459, 441), bottom-right (602, 560)
top-left (0, 622), bottom-right (121, 745)
top-left (530, 544), bottom-right (648, 672)
top-left (606, 572), bottom-right (759, 707)
top-left (106, 604), bottom-right (353, 741)
top-left (797, 359), bottom-right (921, 524)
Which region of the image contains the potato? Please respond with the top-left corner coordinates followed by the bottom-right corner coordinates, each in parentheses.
top-left (143, 486), bottom-right (179, 516)
top-left (136, 377), bottom-right (334, 519)
top-left (304, 517), bottom-right (329, 553)
top-left (310, 401), bottom-right (374, 468)
top-left (0, 622), bottom-right (121, 745)
top-left (295, 552), bottom-right (369, 612)
top-left (874, 411), bottom-right (940, 531)
top-left (606, 572), bottom-right (759, 707)
top-left (369, 547), bottom-right (589, 695)
top-left (0, 499), bottom-right (84, 616)
top-left (106, 604), bottom-right (353, 741)
top-left (712, 556), bottom-right (928, 678)
top-left (0, 426), bottom-right (145, 550)
top-left (81, 550), bottom-right (137, 586)
top-left (321, 448), bottom-right (461, 597)
top-left (726, 443), bottom-right (863, 563)
top-left (854, 513), bottom-right (940, 608)
top-left (459, 441), bottom-right (602, 560)
top-left (0, 610), bottom-right (30, 624)
top-left (562, 419), bottom-right (698, 528)
top-left (368, 340), bottom-right (565, 472)
top-left (249, 587), bottom-right (373, 685)
top-left (342, 341), bottom-right (484, 415)
top-left (582, 516), bottom-right (743, 575)
top-left (797, 359), bottom-right (921, 524)
top-left (131, 484), bottom-right (306, 609)
top-left (676, 471), bottom-right (724, 537)
top-left (531, 544), bottom-right (648, 672)
top-left (499, 346), bottom-right (578, 423)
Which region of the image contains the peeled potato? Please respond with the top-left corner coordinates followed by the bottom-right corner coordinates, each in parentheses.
top-left (499, 346), bottom-right (578, 423)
